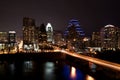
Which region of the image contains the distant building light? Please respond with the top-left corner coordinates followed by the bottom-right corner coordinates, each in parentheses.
top-left (83, 37), bottom-right (89, 41)
top-left (73, 39), bottom-right (76, 41)
top-left (9, 31), bottom-right (16, 33)
top-left (105, 24), bottom-right (115, 28)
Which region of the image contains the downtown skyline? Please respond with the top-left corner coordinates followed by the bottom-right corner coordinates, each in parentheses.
top-left (0, 0), bottom-right (120, 37)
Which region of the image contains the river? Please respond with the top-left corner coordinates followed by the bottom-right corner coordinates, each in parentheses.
top-left (0, 59), bottom-right (119, 80)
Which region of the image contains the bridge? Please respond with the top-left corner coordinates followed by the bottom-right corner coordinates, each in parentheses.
top-left (59, 49), bottom-right (120, 72)
top-left (0, 48), bottom-right (120, 72)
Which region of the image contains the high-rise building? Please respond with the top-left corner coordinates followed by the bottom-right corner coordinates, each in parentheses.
top-left (8, 31), bottom-right (16, 52)
top-left (23, 17), bottom-right (36, 51)
top-left (64, 19), bottom-right (85, 38)
top-left (64, 19), bottom-right (85, 51)
top-left (39, 23), bottom-right (47, 43)
top-left (8, 31), bottom-right (16, 43)
top-left (0, 32), bottom-right (8, 43)
top-left (101, 24), bottom-right (120, 50)
top-left (92, 32), bottom-right (101, 47)
top-left (0, 32), bottom-right (8, 51)
top-left (54, 30), bottom-right (64, 46)
top-left (23, 17), bottom-right (35, 27)
top-left (0, 31), bottom-right (16, 53)
top-left (46, 23), bottom-right (53, 43)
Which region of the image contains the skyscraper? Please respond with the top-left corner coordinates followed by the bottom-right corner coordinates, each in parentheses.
top-left (54, 30), bottom-right (64, 46)
top-left (0, 32), bottom-right (8, 52)
top-left (64, 19), bottom-right (85, 37)
top-left (92, 32), bottom-right (101, 47)
top-left (0, 31), bottom-right (16, 53)
top-left (23, 17), bottom-right (36, 51)
top-left (8, 31), bottom-right (16, 52)
top-left (101, 24), bottom-right (120, 50)
top-left (64, 19), bottom-right (85, 51)
top-left (46, 23), bottom-right (53, 43)
top-left (0, 32), bottom-right (8, 43)
top-left (39, 23), bottom-right (47, 43)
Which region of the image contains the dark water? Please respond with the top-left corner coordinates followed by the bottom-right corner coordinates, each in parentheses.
top-left (0, 60), bottom-right (119, 80)
top-left (0, 60), bottom-right (95, 80)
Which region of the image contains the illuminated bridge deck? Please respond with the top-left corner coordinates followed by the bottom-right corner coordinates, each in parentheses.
top-left (60, 50), bottom-right (120, 72)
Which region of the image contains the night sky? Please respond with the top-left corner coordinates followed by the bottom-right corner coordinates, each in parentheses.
top-left (0, 0), bottom-right (120, 37)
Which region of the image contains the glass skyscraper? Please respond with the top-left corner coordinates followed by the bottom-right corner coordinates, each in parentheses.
top-left (64, 19), bottom-right (85, 51)
top-left (64, 19), bottom-right (85, 37)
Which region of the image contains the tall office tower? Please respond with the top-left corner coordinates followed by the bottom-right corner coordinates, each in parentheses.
top-left (64, 19), bottom-right (85, 37)
top-left (0, 32), bottom-right (8, 43)
top-left (54, 30), bottom-right (64, 46)
top-left (8, 31), bottom-right (16, 51)
top-left (23, 17), bottom-right (35, 26)
top-left (92, 32), bottom-right (101, 47)
top-left (0, 32), bottom-right (8, 50)
top-left (23, 17), bottom-right (36, 51)
top-left (64, 19), bottom-right (85, 51)
top-left (101, 24), bottom-right (120, 50)
top-left (39, 23), bottom-right (47, 44)
top-left (46, 23), bottom-right (53, 43)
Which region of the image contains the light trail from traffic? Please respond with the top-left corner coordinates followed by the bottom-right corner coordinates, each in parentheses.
top-left (60, 50), bottom-right (120, 72)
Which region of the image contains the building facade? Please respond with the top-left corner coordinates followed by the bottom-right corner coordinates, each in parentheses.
top-left (23, 17), bottom-right (36, 51)
top-left (64, 19), bottom-right (85, 51)
top-left (46, 23), bottom-right (53, 43)
top-left (92, 32), bottom-right (101, 47)
top-left (54, 30), bottom-right (65, 47)
top-left (0, 32), bottom-right (8, 52)
top-left (39, 23), bottom-right (47, 43)
top-left (8, 31), bottom-right (16, 52)
top-left (101, 24), bottom-right (120, 50)
top-left (0, 31), bottom-right (16, 53)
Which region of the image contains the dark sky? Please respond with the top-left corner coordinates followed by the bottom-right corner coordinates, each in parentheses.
top-left (0, 0), bottom-right (120, 37)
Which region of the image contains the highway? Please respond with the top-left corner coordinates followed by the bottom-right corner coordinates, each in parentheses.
top-left (60, 49), bottom-right (120, 72)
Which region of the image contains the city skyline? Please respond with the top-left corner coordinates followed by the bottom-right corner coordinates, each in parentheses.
top-left (0, 0), bottom-right (120, 37)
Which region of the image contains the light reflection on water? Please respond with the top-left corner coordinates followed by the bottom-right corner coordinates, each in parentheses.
top-left (44, 62), bottom-right (55, 80)
top-left (70, 67), bottom-right (76, 79)
top-left (63, 65), bottom-right (85, 80)
top-left (0, 63), bottom-right (5, 75)
top-left (9, 63), bottom-right (15, 75)
top-left (89, 62), bottom-right (96, 72)
top-left (0, 60), bottom-right (96, 80)
top-left (86, 75), bottom-right (95, 80)
top-left (23, 61), bottom-right (33, 72)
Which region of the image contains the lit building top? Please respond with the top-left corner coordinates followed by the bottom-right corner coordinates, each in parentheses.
top-left (104, 24), bottom-right (115, 28)
top-left (64, 19), bottom-right (85, 37)
top-left (9, 31), bottom-right (16, 33)
top-left (46, 23), bottom-right (53, 32)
